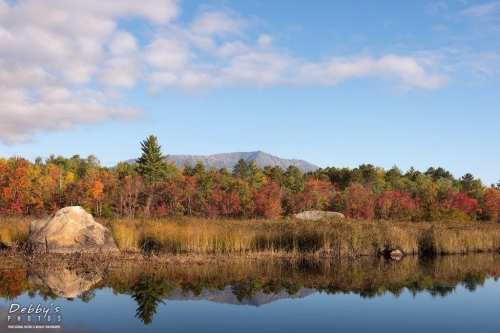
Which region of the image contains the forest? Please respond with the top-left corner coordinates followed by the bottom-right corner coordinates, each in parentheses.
top-left (1, 135), bottom-right (499, 223)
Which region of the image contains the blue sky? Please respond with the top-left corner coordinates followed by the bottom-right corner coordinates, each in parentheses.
top-left (0, 0), bottom-right (499, 185)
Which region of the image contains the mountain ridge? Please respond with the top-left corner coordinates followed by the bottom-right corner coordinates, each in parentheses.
top-left (124, 150), bottom-right (319, 173)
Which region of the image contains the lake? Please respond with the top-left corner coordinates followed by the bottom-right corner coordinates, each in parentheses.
top-left (1, 254), bottom-right (499, 333)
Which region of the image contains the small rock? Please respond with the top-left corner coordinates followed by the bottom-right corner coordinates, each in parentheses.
top-left (389, 249), bottom-right (404, 258)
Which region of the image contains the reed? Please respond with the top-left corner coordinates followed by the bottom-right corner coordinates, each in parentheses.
top-left (104, 217), bottom-right (500, 257)
top-left (1, 216), bottom-right (499, 257)
top-left (0, 218), bottom-right (30, 247)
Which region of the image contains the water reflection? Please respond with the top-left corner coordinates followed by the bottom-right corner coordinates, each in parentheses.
top-left (131, 275), bottom-right (176, 325)
top-left (27, 267), bottom-right (104, 299)
top-left (1, 254), bottom-right (499, 326)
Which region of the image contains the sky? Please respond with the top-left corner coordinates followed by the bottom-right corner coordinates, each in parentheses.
top-left (0, 0), bottom-right (499, 185)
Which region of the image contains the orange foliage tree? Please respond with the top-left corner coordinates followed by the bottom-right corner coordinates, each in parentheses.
top-left (483, 187), bottom-right (500, 222)
top-left (1, 159), bottom-right (32, 216)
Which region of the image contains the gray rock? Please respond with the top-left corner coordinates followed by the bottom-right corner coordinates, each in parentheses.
top-left (294, 210), bottom-right (345, 221)
top-left (29, 206), bottom-right (119, 253)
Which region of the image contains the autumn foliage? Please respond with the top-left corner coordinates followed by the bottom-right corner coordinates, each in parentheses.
top-left (0, 155), bottom-right (498, 222)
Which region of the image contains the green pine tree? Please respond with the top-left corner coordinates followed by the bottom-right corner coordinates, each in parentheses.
top-left (233, 158), bottom-right (250, 182)
top-left (135, 135), bottom-right (168, 185)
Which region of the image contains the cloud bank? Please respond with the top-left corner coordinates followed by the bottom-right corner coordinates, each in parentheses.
top-left (0, 0), bottom-right (450, 144)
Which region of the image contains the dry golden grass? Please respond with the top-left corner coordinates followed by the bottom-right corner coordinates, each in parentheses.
top-left (104, 217), bottom-right (500, 257)
top-left (0, 217), bottom-right (31, 246)
top-left (1, 216), bottom-right (499, 257)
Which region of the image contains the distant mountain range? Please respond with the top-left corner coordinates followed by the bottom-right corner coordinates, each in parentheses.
top-left (124, 151), bottom-right (319, 173)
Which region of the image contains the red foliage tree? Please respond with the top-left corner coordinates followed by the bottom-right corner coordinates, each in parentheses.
top-left (344, 184), bottom-right (375, 219)
top-left (63, 181), bottom-right (84, 207)
top-left (375, 190), bottom-right (418, 221)
top-left (253, 178), bottom-right (283, 219)
top-left (451, 192), bottom-right (481, 216)
top-left (156, 180), bottom-right (185, 216)
top-left (298, 177), bottom-right (334, 211)
top-left (180, 176), bottom-right (198, 215)
top-left (118, 175), bottom-right (144, 219)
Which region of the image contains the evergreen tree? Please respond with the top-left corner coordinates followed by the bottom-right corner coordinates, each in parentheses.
top-left (248, 160), bottom-right (264, 189)
top-left (264, 165), bottom-right (285, 187)
top-left (135, 135), bottom-right (168, 185)
top-left (233, 158), bottom-right (250, 182)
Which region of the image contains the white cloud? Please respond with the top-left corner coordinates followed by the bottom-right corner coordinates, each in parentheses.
top-left (98, 57), bottom-right (142, 88)
top-left (221, 52), bottom-right (295, 87)
top-left (258, 34), bottom-right (273, 46)
top-left (0, 0), bottom-right (177, 144)
top-left (217, 41), bottom-right (251, 58)
top-left (295, 55), bottom-right (449, 90)
top-left (457, 52), bottom-right (500, 79)
top-left (459, 1), bottom-right (500, 18)
top-left (144, 37), bottom-right (193, 71)
top-left (425, 1), bottom-right (448, 15)
top-left (108, 31), bottom-right (138, 56)
top-left (0, 88), bottom-right (141, 145)
top-left (191, 10), bottom-right (247, 36)
top-left (0, 59), bottom-right (55, 87)
top-left (0, 0), bottom-right (455, 144)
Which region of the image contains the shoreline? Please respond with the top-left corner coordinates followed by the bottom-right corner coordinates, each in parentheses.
top-left (1, 245), bottom-right (500, 268)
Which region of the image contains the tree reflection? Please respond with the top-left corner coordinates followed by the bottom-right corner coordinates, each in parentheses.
top-left (429, 284), bottom-right (456, 298)
top-left (231, 277), bottom-right (263, 302)
top-left (462, 273), bottom-right (485, 292)
top-left (131, 275), bottom-right (175, 325)
top-left (78, 289), bottom-right (96, 303)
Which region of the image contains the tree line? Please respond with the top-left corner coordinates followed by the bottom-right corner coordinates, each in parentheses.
top-left (1, 135), bottom-right (499, 222)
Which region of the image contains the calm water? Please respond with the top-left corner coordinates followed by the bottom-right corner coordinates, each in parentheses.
top-left (1, 254), bottom-right (499, 333)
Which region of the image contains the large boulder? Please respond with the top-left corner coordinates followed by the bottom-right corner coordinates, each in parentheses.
top-left (29, 206), bottom-right (119, 253)
top-left (294, 210), bottom-right (345, 221)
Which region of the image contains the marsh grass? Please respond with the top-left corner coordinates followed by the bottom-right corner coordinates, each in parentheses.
top-left (104, 217), bottom-right (500, 257)
top-left (1, 216), bottom-right (499, 257)
top-left (0, 218), bottom-right (30, 247)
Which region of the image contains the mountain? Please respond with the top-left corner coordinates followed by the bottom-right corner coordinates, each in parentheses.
top-left (124, 151), bottom-right (319, 173)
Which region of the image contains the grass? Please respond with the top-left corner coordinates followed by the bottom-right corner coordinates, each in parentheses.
top-left (2, 216), bottom-right (500, 257)
top-left (0, 218), bottom-right (30, 247)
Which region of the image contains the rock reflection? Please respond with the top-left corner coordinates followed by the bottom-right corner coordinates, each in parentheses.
top-left (27, 266), bottom-right (104, 299)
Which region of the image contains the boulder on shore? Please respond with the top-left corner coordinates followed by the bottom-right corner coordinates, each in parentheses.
top-left (294, 210), bottom-right (345, 221)
top-left (29, 206), bottom-right (119, 253)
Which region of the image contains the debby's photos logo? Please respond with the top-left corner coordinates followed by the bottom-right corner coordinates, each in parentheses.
top-left (6, 303), bottom-right (62, 323)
